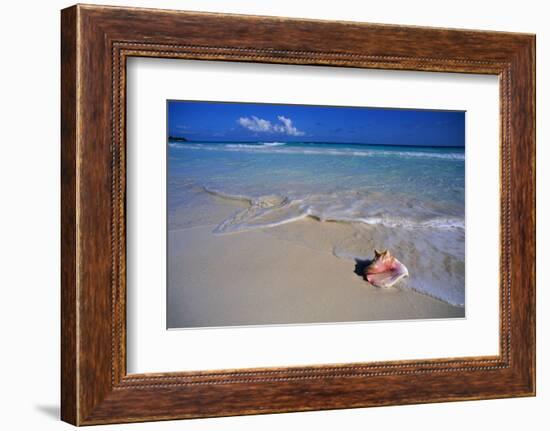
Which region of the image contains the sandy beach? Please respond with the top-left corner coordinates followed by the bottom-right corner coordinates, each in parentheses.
top-left (167, 197), bottom-right (464, 328)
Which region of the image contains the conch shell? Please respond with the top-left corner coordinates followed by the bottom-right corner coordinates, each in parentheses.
top-left (364, 249), bottom-right (409, 288)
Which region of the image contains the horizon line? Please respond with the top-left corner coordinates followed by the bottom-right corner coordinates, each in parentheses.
top-left (167, 137), bottom-right (465, 149)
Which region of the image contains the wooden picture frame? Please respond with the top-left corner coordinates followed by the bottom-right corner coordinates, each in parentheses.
top-left (61, 4), bottom-right (535, 425)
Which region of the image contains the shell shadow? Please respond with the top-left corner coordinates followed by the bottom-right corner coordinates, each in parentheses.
top-left (353, 258), bottom-right (373, 279)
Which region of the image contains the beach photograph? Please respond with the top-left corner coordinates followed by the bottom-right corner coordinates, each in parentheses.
top-left (166, 100), bottom-right (466, 329)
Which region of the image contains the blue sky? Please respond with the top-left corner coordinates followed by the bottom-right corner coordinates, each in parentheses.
top-left (168, 100), bottom-right (465, 147)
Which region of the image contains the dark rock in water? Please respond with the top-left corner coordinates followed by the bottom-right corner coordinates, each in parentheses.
top-left (364, 249), bottom-right (409, 288)
top-left (169, 136), bottom-right (188, 142)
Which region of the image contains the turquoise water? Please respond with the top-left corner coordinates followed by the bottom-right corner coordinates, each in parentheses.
top-left (168, 140), bottom-right (465, 307)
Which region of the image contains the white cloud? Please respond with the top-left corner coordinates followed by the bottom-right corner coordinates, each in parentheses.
top-left (274, 116), bottom-right (304, 136)
top-left (237, 115), bottom-right (304, 136)
top-left (237, 116), bottom-right (273, 132)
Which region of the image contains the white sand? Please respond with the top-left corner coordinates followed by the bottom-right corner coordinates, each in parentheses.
top-left (167, 217), bottom-right (464, 328)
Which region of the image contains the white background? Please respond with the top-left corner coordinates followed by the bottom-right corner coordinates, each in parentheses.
top-left (0, 0), bottom-right (547, 430)
top-left (127, 59), bottom-right (499, 373)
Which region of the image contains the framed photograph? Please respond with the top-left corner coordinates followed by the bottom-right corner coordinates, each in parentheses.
top-left (61, 4), bottom-right (535, 425)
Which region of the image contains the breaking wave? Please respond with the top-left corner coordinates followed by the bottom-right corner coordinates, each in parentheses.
top-left (169, 142), bottom-right (465, 161)
top-left (201, 186), bottom-right (465, 234)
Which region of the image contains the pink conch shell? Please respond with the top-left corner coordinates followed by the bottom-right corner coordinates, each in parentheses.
top-left (364, 249), bottom-right (409, 288)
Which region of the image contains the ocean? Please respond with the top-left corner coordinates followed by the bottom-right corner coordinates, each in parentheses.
top-left (167, 140), bottom-right (465, 308)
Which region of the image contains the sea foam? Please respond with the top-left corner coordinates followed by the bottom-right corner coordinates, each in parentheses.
top-left (202, 186), bottom-right (465, 234)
